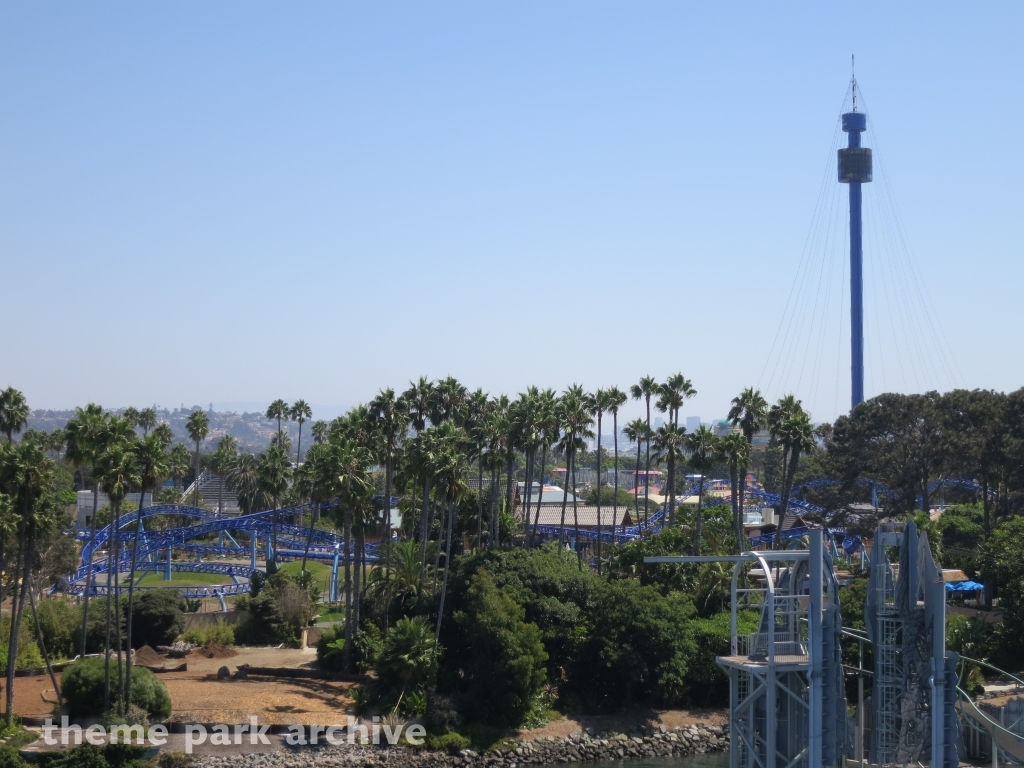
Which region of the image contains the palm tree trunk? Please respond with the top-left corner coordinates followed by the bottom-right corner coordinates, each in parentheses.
top-left (523, 449), bottom-right (534, 548)
top-left (193, 442), bottom-right (201, 509)
top-left (28, 576), bottom-right (62, 708)
top-left (695, 482), bottom-right (704, 556)
top-left (572, 450), bottom-right (582, 571)
top-left (343, 503), bottom-right (353, 672)
top-left (613, 413), bottom-right (620, 543)
top-left (384, 455), bottom-right (393, 568)
top-left (103, 509), bottom-right (115, 713)
top-left (353, 528), bottom-right (363, 637)
top-left (489, 465), bottom-right (499, 547)
top-left (502, 454), bottom-right (514, 548)
top-left (124, 488), bottom-right (148, 705)
top-left (301, 496), bottom-right (319, 573)
top-left (435, 498), bottom-right (456, 643)
top-left (476, 448), bottom-right (484, 550)
top-left (633, 440), bottom-right (642, 529)
top-left (643, 397), bottom-right (651, 528)
top-left (79, 480), bottom-right (102, 658)
top-left (418, 478), bottom-right (431, 594)
top-left (4, 517), bottom-right (27, 724)
top-left (667, 449), bottom-right (675, 526)
top-left (531, 444), bottom-right (548, 545)
top-left (596, 413), bottom-right (602, 573)
top-left (432, 499), bottom-right (444, 593)
top-left (730, 461), bottom-right (742, 554)
top-left (738, 459), bottom-right (747, 551)
top-left (113, 502), bottom-right (124, 712)
top-left (558, 458), bottom-right (569, 551)
top-left (295, 421), bottom-right (303, 466)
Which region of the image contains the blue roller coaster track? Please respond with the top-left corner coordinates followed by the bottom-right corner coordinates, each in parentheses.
top-left (59, 478), bottom-right (991, 595)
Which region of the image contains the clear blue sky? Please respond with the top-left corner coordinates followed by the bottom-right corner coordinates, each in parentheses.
top-left (2, 2), bottom-right (1021, 426)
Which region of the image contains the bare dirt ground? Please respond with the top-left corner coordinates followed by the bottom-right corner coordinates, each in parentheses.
top-left (517, 707), bottom-right (728, 740)
top-left (10, 647), bottom-right (356, 726)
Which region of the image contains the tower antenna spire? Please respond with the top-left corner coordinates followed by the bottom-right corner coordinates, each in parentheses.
top-left (851, 54), bottom-right (857, 111)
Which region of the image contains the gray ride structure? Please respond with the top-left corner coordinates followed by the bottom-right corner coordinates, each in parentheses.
top-left (645, 522), bottom-right (959, 768)
top-left (865, 520), bottom-right (959, 768)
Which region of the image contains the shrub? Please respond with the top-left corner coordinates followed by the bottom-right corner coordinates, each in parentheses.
top-left (234, 593), bottom-right (293, 646)
top-left (444, 570), bottom-right (547, 727)
top-left (157, 753), bottom-right (194, 768)
top-left (317, 621), bottom-right (384, 673)
top-left (33, 598), bottom-right (80, 661)
top-left (0, 745), bottom-right (25, 768)
top-left (685, 610), bottom-right (759, 706)
top-left (181, 619), bottom-right (234, 646)
top-left (34, 743), bottom-right (150, 768)
top-left (426, 732), bottom-right (470, 753)
top-left (130, 591), bottom-right (186, 649)
top-left (572, 578), bottom-right (697, 709)
top-left (0, 614), bottom-right (44, 670)
top-left (61, 658), bottom-right (172, 721)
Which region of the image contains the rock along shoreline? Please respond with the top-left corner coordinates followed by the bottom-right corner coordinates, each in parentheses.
top-left (192, 723), bottom-right (729, 768)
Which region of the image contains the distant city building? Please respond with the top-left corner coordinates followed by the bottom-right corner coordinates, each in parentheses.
top-left (686, 416), bottom-right (701, 432)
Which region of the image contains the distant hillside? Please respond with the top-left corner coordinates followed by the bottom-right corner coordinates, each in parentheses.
top-left (26, 406), bottom-right (306, 454)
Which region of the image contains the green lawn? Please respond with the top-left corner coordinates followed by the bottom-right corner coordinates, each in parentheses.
top-left (136, 571), bottom-right (235, 587)
top-left (278, 560), bottom-right (333, 595)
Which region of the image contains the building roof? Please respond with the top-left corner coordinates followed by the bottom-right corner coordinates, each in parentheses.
top-left (530, 506), bottom-right (634, 528)
top-left (528, 487), bottom-right (578, 505)
top-left (942, 569), bottom-right (971, 583)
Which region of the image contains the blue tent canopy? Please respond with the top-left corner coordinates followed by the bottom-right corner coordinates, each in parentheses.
top-left (945, 580), bottom-right (984, 592)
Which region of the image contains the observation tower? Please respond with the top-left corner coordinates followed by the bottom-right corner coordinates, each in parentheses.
top-left (838, 75), bottom-right (872, 409)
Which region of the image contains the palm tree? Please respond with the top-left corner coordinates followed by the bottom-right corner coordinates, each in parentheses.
top-left (311, 420), bottom-right (328, 446)
top-left (333, 439), bottom-right (371, 671)
top-left (185, 410), bottom-right (209, 509)
top-left (555, 385), bottom-right (594, 568)
top-left (630, 376), bottom-right (658, 526)
top-left (428, 376), bottom-right (467, 426)
top-left (767, 396), bottom-right (815, 547)
top-left (226, 453), bottom-right (263, 515)
top-left (465, 389), bottom-right (490, 550)
top-left (653, 422), bottom-right (687, 526)
top-left (369, 389), bottom-right (408, 552)
top-left (64, 404), bottom-right (109, 657)
top-left (623, 418), bottom-right (648, 526)
top-left (430, 422), bottom-right (468, 643)
top-left (0, 387), bottom-right (29, 442)
top-left (122, 407), bottom-right (140, 431)
top-left (590, 389), bottom-right (615, 572)
top-left (528, 389), bottom-right (558, 546)
top-left (152, 422), bottom-right (173, 448)
top-left (256, 446), bottom-right (291, 570)
top-left (686, 425), bottom-right (720, 556)
top-left (656, 374), bottom-right (696, 516)
top-left (266, 399), bottom-right (289, 439)
top-left (605, 387), bottom-right (628, 543)
top-left (137, 407), bottom-right (158, 436)
top-left (1, 438), bottom-right (53, 724)
top-left (124, 434), bottom-right (167, 704)
top-left (210, 435), bottom-right (238, 517)
top-left (166, 443), bottom-right (191, 494)
top-left (719, 432), bottom-right (750, 553)
top-left (728, 387), bottom-right (768, 543)
top-left (403, 377), bottom-right (434, 434)
top-left (290, 400), bottom-right (312, 465)
top-left (95, 443), bottom-right (140, 714)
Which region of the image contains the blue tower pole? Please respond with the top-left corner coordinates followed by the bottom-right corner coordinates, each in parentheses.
top-left (839, 105), bottom-right (872, 410)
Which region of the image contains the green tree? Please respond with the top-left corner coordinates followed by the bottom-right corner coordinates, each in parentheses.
top-left (623, 418), bottom-right (648, 523)
top-left (768, 395), bottom-right (815, 545)
top-left (94, 442), bottom-right (140, 713)
top-left (0, 388), bottom-right (29, 443)
top-left (686, 425), bottom-right (721, 555)
top-left (447, 570), bottom-right (547, 727)
top-left (372, 616), bottom-right (438, 715)
top-left (266, 399), bottom-right (289, 439)
top-left (719, 432), bottom-right (750, 552)
top-left (630, 376), bottom-right (658, 526)
top-left (124, 434), bottom-right (168, 703)
top-left (728, 387), bottom-right (768, 543)
top-left (653, 422), bottom-right (688, 527)
top-left (290, 399), bottom-right (312, 465)
top-left (576, 578), bottom-right (696, 708)
top-left (256, 446), bottom-right (291, 569)
top-left (555, 385), bottom-right (594, 566)
top-left (184, 410), bottom-right (209, 510)
top-left (64, 403), bottom-right (110, 658)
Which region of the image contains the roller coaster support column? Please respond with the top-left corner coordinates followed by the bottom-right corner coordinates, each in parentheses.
top-left (216, 589), bottom-right (227, 612)
top-left (164, 546), bottom-right (172, 580)
top-left (808, 529), bottom-right (824, 768)
top-left (250, 535), bottom-right (257, 570)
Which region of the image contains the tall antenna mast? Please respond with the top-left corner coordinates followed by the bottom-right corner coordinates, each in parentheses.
top-left (851, 54), bottom-right (857, 111)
